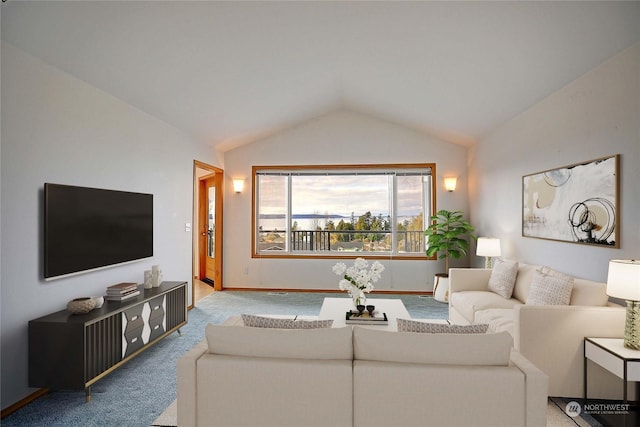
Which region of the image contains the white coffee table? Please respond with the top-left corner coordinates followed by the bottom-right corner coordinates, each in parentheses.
top-left (319, 297), bottom-right (411, 331)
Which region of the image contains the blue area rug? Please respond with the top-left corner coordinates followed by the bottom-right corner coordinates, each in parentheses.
top-left (2, 291), bottom-right (447, 426)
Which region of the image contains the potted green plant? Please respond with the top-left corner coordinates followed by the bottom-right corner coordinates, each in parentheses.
top-left (424, 210), bottom-right (476, 302)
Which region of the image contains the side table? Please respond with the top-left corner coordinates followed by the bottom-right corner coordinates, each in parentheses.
top-left (584, 337), bottom-right (640, 426)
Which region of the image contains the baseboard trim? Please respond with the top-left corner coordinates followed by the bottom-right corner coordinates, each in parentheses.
top-left (1, 388), bottom-right (49, 419)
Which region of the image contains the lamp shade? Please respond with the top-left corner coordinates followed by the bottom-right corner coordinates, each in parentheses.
top-left (606, 259), bottom-right (640, 301)
top-left (232, 179), bottom-right (245, 193)
top-left (476, 237), bottom-right (501, 257)
top-left (444, 177), bottom-right (457, 192)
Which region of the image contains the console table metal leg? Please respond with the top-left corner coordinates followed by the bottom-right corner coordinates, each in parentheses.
top-left (85, 386), bottom-right (91, 403)
top-left (623, 364), bottom-right (628, 403)
top-left (584, 351), bottom-right (588, 403)
top-left (177, 328), bottom-right (182, 336)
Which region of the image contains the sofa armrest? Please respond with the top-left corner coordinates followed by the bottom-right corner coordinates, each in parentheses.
top-left (514, 304), bottom-right (626, 398)
top-left (510, 350), bottom-right (548, 427)
top-left (449, 268), bottom-right (492, 293)
top-left (177, 339), bottom-right (208, 427)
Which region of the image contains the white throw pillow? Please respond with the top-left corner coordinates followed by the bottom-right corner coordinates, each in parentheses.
top-left (205, 323), bottom-right (353, 359)
top-left (538, 265), bottom-right (568, 278)
top-left (488, 258), bottom-right (519, 299)
top-left (353, 327), bottom-right (513, 366)
top-left (397, 318), bottom-right (489, 334)
top-left (241, 314), bottom-right (333, 329)
top-left (526, 268), bottom-right (574, 305)
top-left (539, 266), bottom-right (608, 306)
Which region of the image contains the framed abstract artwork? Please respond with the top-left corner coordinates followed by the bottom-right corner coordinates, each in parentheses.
top-left (522, 154), bottom-right (619, 247)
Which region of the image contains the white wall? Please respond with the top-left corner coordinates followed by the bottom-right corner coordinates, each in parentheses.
top-left (0, 43), bottom-right (218, 409)
top-left (469, 42), bottom-right (640, 282)
top-left (223, 110), bottom-right (470, 292)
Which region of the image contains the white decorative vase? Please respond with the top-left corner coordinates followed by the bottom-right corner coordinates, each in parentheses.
top-left (352, 290), bottom-right (367, 308)
top-left (151, 265), bottom-right (162, 288)
top-left (143, 270), bottom-right (153, 289)
top-left (91, 296), bottom-right (105, 308)
top-left (433, 274), bottom-right (449, 303)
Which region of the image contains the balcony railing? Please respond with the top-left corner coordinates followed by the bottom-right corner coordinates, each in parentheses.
top-left (258, 229), bottom-right (425, 253)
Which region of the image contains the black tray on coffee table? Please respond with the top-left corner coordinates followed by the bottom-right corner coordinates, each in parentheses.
top-left (345, 310), bottom-right (388, 325)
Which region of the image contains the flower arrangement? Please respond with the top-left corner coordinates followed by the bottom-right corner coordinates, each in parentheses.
top-left (333, 258), bottom-right (385, 305)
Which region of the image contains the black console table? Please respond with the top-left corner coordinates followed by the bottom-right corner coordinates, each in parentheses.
top-left (29, 281), bottom-right (187, 401)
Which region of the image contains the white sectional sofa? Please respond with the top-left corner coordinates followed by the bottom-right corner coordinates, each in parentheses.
top-left (177, 321), bottom-right (548, 427)
top-left (449, 262), bottom-right (627, 398)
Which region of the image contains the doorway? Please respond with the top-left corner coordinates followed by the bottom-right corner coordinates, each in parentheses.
top-left (193, 161), bottom-right (224, 307)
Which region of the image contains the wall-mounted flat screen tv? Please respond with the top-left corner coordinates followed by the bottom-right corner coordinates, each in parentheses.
top-left (44, 183), bottom-right (153, 280)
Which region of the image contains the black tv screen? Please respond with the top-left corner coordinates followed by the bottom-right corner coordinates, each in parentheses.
top-left (44, 183), bottom-right (153, 280)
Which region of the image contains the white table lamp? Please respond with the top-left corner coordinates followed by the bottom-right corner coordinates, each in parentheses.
top-left (476, 238), bottom-right (501, 268)
top-left (606, 259), bottom-right (640, 349)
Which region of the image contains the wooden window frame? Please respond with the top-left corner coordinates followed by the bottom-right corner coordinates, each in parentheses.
top-left (251, 163), bottom-right (436, 260)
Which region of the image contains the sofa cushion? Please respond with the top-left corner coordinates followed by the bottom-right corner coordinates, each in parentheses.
top-left (353, 326), bottom-right (513, 366)
top-left (571, 278), bottom-right (609, 306)
top-left (488, 258), bottom-right (519, 299)
top-left (526, 269), bottom-right (574, 305)
top-left (241, 314), bottom-right (333, 329)
top-left (397, 318), bottom-right (489, 334)
top-left (449, 291), bottom-right (522, 323)
top-left (474, 308), bottom-right (515, 337)
top-left (507, 263), bottom-right (535, 303)
top-left (205, 323), bottom-right (353, 360)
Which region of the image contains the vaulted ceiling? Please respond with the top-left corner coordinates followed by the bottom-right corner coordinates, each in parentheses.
top-left (2, 1), bottom-right (640, 151)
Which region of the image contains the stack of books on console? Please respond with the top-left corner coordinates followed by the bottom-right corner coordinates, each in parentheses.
top-left (105, 282), bottom-right (140, 301)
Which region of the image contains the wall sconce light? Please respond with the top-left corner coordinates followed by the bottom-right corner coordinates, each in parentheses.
top-left (444, 176), bottom-right (457, 192)
top-left (606, 259), bottom-right (640, 349)
top-left (476, 237), bottom-right (501, 268)
top-left (232, 179), bottom-right (245, 194)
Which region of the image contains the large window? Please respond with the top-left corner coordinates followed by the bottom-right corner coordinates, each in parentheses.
top-left (253, 164), bottom-right (435, 258)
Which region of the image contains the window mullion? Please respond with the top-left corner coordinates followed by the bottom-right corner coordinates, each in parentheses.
top-left (390, 174), bottom-right (398, 255)
top-left (286, 175), bottom-right (292, 253)
top-left (423, 175), bottom-right (432, 252)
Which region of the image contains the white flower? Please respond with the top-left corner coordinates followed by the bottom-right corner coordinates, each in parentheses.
top-left (332, 262), bottom-right (347, 276)
top-left (333, 257), bottom-right (385, 294)
top-left (354, 258), bottom-right (368, 270)
top-left (338, 278), bottom-right (352, 292)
